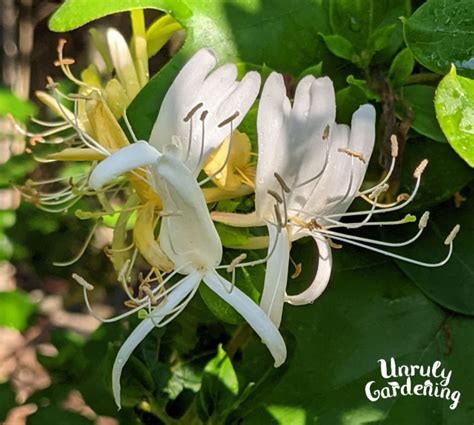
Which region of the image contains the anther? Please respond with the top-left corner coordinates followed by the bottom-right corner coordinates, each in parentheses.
top-left (390, 135), bottom-right (399, 158)
top-left (57, 38), bottom-right (67, 52)
top-left (419, 211), bottom-right (430, 230)
top-left (369, 183), bottom-right (389, 200)
top-left (46, 76), bottom-right (58, 89)
top-left (444, 224), bottom-right (460, 245)
top-left (267, 189), bottom-right (283, 204)
top-left (72, 273), bottom-right (94, 291)
top-left (413, 159), bottom-right (428, 179)
top-left (322, 124), bottom-right (330, 141)
top-left (338, 148), bottom-right (366, 163)
top-left (274, 172), bottom-right (290, 193)
top-left (274, 204), bottom-right (285, 227)
top-left (183, 102), bottom-right (203, 122)
top-left (54, 58), bottom-right (75, 66)
top-left (226, 253), bottom-right (247, 273)
top-left (218, 111), bottom-right (240, 128)
top-left (397, 193), bottom-right (410, 202)
top-left (200, 110), bottom-right (209, 121)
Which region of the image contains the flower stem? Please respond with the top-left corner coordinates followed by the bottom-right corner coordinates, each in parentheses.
top-left (225, 324), bottom-right (252, 359)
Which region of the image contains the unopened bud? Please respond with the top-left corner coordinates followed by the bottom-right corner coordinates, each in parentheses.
top-left (413, 159), bottom-right (428, 179)
top-left (444, 224), bottom-right (460, 245)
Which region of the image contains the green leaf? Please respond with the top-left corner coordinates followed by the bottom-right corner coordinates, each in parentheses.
top-left (397, 85), bottom-right (446, 143)
top-left (399, 138), bottom-right (473, 212)
top-left (0, 88), bottom-right (37, 121)
top-left (435, 66), bottom-right (474, 167)
top-left (0, 382), bottom-right (16, 422)
top-left (326, 0), bottom-right (410, 68)
top-left (245, 247), bottom-right (474, 423)
top-left (126, 0), bottom-right (330, 139)
top-left (27, 406), bottom-right (93, 425)
top-left (388, 47), bottom-right (415, 87)
top-left (197, 345), bottom-right (239, 422)
top-left (335, 85), bottom-right (368, 125)
top-left (0, 290), bottom-right (36, 331)
top-left (392, 190), bottom-right (474, 315)
top-left (49, 0), bottom-right (184, 31)
top-left (215, 222), bottom-right (251, 248)
top-left (320, 34), bottom-right (355, 62)
top-left (403, 0), bottom-right (474, 78)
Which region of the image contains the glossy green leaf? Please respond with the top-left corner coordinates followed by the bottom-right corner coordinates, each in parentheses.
top-left (244, 248), bottom-right (474, 423)
top-left (397, 85), bottom-right (446, 142)
top-left (392, 189), bottom-right (474, 315)
top-left (388, 47), bottom-right (415, 87)
top-left (198, 345), bottom-right (239, 421)
top-left (403, 0), bottom-right (474, 78)
top-left (435, 66), bottom-right (474, 167)
top-left (399, 138), bottom-right (473, 212)
top-left (335, 84), bottom-right (368, 124)
top-left (320, 34), bottom-right (355, 62)
top-left (127, 0), bottom-right (329, 138)
top-left (0, 290), bottom-right (36, 331)
top-left (326, 0), bottom-right (410, 68)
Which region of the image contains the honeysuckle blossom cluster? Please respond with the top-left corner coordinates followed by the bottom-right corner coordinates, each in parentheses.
top-left (15, 26), bottom-right (460, 410)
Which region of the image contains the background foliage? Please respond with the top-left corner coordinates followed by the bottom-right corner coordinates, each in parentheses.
top-left (0, 0), bottom-right (473, 424)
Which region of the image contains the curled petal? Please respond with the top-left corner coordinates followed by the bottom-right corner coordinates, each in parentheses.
top-left (155, 152), bottom-right (223, 271)
top-left (133, 202), bottom-right (174, 272)
top-left (285, 232), bottom-right (332, 305)
top-left (89, 141), bottom-right (160, 190)
top-left (259, 225), bottom-right (290, 327)
top-left (203, 270), bottom-right (287, 367)
top-left (112, 272), bottom-right (202, 409)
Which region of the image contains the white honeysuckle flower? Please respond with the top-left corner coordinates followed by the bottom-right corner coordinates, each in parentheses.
top-left (87, 143), bottom-right (286, 409)
top-left (149, 48), bottom-right (261, 175)
top-left (213, 72), bottom-right (459, 328)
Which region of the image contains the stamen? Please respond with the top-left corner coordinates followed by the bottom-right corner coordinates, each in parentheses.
top-left (183, 102), bottom-right (203, 122)
top-left (368, 183), bottom-right (389, 200)
top-left (318, 232), bottom-right (454, 267)
top-left (322, 124), bottom-right (330, 141)
top-left (419, 211), bottom-right (430, 230)
top-left (274, 172), bottom-right (290, 193)
top-left (274, 204), bottom-right (284, 227)
top-left (226, 253), bottom-right (247, 273)
top-left (391, 135), bottom-right (399, 158)
top-left (218, 111), bottom-right (240, 128)
top-left (337, 148), bottom-right (366, 164)
top-left (444, 225), bottom-right (460, 245)
top-left (267, 189), bottom-right (283, 204)
top-left (122, 108), bottom-right (138, 143)
top-left (72, 273), bottom-right (94, 291)
top-left (200, 110), bottom-right (209, 121)
top-left (414, 159), bottom-right (428, 179)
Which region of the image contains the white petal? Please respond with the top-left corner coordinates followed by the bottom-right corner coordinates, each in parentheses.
top-left (112, 272), bottom-right (202, 409)
top-left (259, 225), bottom-right (290, 327)
top-left (285, 232), bottom-right (332, 305)
top-left (316, 104), bottom-right (376, 217)
top-left (256, 74), bottom-right (337, 218)
top-left (107, 28), bottom-right (141, 100)
top-left (154, 153), bottom-right (222, 271)
top-left (149, 49), bottom-right (260, 174)
top-left (89, 141), bottom-right (160, 190)
top-left (301, 123), bottom-right (352, 218)
top-left (203, 270), bottom-right (287, 367)
top-left (255, 72), bottom-right (291, 219)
